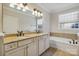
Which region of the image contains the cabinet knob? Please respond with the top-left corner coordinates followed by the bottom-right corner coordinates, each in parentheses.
top-left (10, 45), bottom-right (13, 48)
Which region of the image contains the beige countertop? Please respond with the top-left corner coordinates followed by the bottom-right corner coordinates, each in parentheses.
top-left (51, 32), bottom-right (77, 35)
top-left (4, 33), bottom-right (48, 44)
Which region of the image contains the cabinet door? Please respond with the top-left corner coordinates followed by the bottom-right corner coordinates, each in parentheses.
top-left (27, 39), bottom-right (38, 56)
top-left (5, 46), bottom-right (27, 56)
top-left (33, 38), bottom-right (39, 56)
top-left (45, 35), bottom-right (49, 50)
top-left (38, 36), bottom-right (45, 55)
top-left (27, 42), bottom-right (34, 56)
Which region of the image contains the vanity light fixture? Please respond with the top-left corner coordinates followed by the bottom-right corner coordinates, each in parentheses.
top-left (32, 8), bottom-right (43, 17)
top-left (9, 3), bottom-right (29, 12)
top-left (9, 3), bottom-right (43, 17)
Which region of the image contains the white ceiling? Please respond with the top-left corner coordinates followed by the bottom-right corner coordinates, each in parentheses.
top-left (37, 3), bottom-right (79, 13)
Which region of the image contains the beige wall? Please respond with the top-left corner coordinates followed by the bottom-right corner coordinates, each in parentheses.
top-left (50, 6), bottom-right (79, 34)
top-left (0, 4), bottom-right (2, 32)
top-left (50, 13), bottom-right (58, 32)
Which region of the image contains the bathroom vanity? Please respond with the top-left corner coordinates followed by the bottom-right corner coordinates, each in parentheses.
top-left (1, 4), bottom-right (50, 56)
top-left (3, 33), bottom-right (49, 56)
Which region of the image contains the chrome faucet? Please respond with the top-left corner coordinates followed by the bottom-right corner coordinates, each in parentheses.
top-left (17, 31), bottom-right (24, 37)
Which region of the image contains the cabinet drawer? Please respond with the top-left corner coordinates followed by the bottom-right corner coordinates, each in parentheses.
top-left (18, 39), bottom-right (33, 47)
top-left (4, 42), bottom-right (17, 51)
top-left (5, 46), bottom-right (27, 56)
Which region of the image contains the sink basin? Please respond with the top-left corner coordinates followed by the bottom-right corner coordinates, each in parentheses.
top-left (17, 36), bottom-right (28, 39)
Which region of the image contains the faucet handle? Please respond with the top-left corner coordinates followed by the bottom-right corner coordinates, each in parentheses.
top-left (69, 41), bottom-right (71, 44)
top-left (17, 31), bottom-right (20, 37)
top-left (21, 31), bottom-right (24, 36)
top-left (76, 42), bottom-right (78, 44)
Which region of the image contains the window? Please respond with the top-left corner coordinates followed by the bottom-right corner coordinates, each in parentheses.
top-left (59, 11), bottom-right (79, 30)
top-left (60, 22), bottom-right (79, 29)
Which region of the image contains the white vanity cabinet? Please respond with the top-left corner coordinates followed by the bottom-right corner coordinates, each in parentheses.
top-left (4, 34), bottom-right (49, 56)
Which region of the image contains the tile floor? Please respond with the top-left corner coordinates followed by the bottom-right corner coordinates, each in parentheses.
top-left (41, 47), bottom-right (74, 56)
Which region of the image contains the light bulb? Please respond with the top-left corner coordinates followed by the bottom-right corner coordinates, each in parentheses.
top-left (25, 6), bottom-right (29, 10)
top-left (19, 3), bottom-right (24, 8)
top-left (9, 4), bottom-right (15, 8)
top-left (32, 11), bottom-right (35, 15)
top-left (16, 6), bottom-right (21, 10)
top-left (38, 12), bottom-right (41, 17)
top-left (35, 10), bottom-right (38, 16)
top-left (40, 13), bottom-right (43, 16)
top-left (22, 8), bottom-right (26, 12)
top-left (35, 10), bottom-right (37, 14)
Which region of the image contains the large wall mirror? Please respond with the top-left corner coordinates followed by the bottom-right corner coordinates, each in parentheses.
top-left (3, 3), bottom-right (37, 34)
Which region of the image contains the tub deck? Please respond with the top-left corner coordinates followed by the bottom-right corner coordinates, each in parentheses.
top-left (50, 36), bottom-right (79, 55)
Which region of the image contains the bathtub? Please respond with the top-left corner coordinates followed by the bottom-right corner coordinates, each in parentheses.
top-left (50, 36), bottom-right (79, 55)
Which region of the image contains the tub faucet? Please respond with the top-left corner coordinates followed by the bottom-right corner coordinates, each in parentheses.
top-left (72, 40), bottom-right (78, 44)
top-left (69, 40), bottom-right (78, 44)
